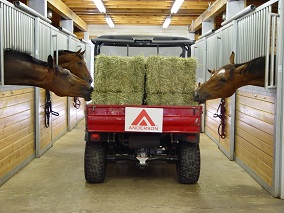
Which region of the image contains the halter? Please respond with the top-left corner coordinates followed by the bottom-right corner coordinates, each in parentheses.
top-left (45, 90), bottom-right (59, 128)
top-left (213, 98), bottom-right (226, 139)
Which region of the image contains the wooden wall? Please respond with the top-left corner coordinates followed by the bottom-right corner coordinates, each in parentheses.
top-left (205, 97), bottom-right (231, 155)
top-left (235, 90), bottom-right (274, 186)
top-left (0, 88), bottom-right (35, 180)
top-left (76, 97), bottom-right (85, 121)
top-left (39, 88), bottom-right (52, 151)
top-left (0, 87), bottom-right (86, 185)
top-left (69, 97), bottom-right (77, 130)
top-left (51, 94), bottom-right (68, 141)
top-left (205, 90), bottom-right (274, 186)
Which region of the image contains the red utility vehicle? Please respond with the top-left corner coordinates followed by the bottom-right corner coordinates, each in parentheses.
top-left (85, 36), bottom-right (202, 184)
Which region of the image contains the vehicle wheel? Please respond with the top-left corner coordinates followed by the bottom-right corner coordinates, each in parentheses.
top-left (177, 142), bottom-right (200, 184)
top-left (84, 142), bottom-right (106, 183)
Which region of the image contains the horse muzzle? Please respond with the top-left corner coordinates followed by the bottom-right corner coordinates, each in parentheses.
top-left (193, 91), bottom-right (206, 104)
top-left (84, 86), bottom-right (93, 101)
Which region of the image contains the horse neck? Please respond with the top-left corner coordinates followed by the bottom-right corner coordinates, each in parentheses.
top-left (239, 57), bottom-right (266, 87)
top-left (4, 58), bottom-right (50, 86)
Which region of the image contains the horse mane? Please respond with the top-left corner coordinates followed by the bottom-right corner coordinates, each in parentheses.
top-left (235, 56), bottom-right (265, 75)
top-left (4, 48), bottom-right (49, 66)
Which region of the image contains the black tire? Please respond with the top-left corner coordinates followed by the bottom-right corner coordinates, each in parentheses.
top-left (177, 142), bottom-right (200, 184)
top-left (84, 142), bottom-right (106, 183)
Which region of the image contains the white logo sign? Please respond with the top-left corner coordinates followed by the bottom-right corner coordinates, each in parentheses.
top-left (125, 107), bottom-right (163, 132)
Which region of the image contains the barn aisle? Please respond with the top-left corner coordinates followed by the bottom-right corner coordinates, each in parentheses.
top-left (0, 120), bottom-right (283, 213)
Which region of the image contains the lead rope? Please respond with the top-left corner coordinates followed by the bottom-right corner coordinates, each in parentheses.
top-left (213, 98), bottom-right (226, 139)
top-left (73, 97), bottom-right (81, 109)
top-left (45, 90), bottom-right (59, 128)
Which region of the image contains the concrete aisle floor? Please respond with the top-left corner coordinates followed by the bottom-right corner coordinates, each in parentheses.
top-left (0, 121), bottom-right (284, 213)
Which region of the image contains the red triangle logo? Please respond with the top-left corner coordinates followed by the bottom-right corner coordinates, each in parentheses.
top-left (131, 109), bottom-right (155, 126)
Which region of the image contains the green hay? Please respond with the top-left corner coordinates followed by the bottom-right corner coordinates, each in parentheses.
top-left (94, 55), bottom-right (145, 93)
top-left (145, 56), bottom-right (197, 106)
top-left (91, 55), bottom-right (198, 106)
top-left (145, 56), bottom-right (197, 94)
top-left (92, 92), bottom-right (144, 105)
top-left (146, 93), bottom-right (198, 106)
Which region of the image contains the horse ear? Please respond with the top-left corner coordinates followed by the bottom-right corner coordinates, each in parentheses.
top-left (47, 55), bottom-right (54, 68)
top-left (208, 69), bottom-right (213, 74)
top-left (80, 50), bottom-right (86, 56)
top-left (235, 64), bottom-right (247, 74)
top-left (76, 49), bottom-right (82, 55)
top-left (230, 52), bottom-right (235, 64)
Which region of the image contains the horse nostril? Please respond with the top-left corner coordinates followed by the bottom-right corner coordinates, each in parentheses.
top-left (89, 79), bottom-right (93, 84)
top-left (194, 93), bottom-right (200, 100)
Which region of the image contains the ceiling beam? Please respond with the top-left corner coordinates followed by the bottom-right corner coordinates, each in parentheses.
top-left (189, 0), bottom-right (227, 32)
top-left (47, 0), bottom-right (88, 31)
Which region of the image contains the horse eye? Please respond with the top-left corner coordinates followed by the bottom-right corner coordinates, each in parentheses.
top-left (220, 78), bottom-right (227, 82)
top-left (62, 69), bottom-right (69, 76)
top-left (78, 61), bottom-right (83, 65)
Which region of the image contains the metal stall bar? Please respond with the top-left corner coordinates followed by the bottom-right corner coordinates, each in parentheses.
top-left (265, 9), bottom-right (278, 89)
top-left (52, 34), bottom-right (58, 64)
top-left (270, 13), bottom-right (278, 88)
top-left (272, 0), bottom-right (283, 198)
top-left (277, 0), bottom-right (284, 199)
top-left (230, 20), bottom-right (238, 161)
top-left (0, 1), bottom-right (4, 85)
top-left (265, 6), bottom-right (272, 89)
top-left (34, 17), bottom-right (40, 157)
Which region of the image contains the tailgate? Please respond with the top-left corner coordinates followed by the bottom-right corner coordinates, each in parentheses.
top-left (86, 105), bottom-right (202, 133)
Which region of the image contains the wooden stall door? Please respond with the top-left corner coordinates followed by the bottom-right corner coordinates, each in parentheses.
top-left (76, 98), bottom-right (85, 123)
top-left (0, 88), bottom-right (35, 183)
top-left (51, 94), bottom-right (68, 141)
top-left (39, 88), bottom-right (52, 152)
top-left (205, 97), bottom-right (231, 156)
top-left (235, 90), bottom-right (274, 186)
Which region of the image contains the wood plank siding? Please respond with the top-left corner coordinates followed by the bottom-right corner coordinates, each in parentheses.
top-left (76, 98), bottom-right (85, 122)
top-left (69, 97), bottom-right (77, 130)
top-left (235, 90), bottom-right (274, 186)
top-left (205, 97), bottom-right (231, 154)
top-left (51, 94), bottom-right (67, 141)
top-left (39, 88), bottom-right (52, 151)
top-left (0, 88), bottom-right (35, 178)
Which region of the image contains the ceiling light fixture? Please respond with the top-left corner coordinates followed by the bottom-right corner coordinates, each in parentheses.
top-left (93, 0), bottom-right (106, 13)
top-left (171, 0), bottom-right (184, 14)
top-left (162, 16), bottom-right (172, 28)
top-left (105, 15), bottom-right (115, 28)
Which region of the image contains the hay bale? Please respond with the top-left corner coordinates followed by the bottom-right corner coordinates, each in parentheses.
top-left (145, 56), bottom-right (197, 106)
top-left (92, 55), bottom-right (197, 106)
top-left (92, 92), bottom-right (143, 105)
top-left (92, 55), bottom-right (145, 105)
top-left (146, 93), bottom-right (197, 106)
top-left (145, 56), bottom-right (197, 94)
top-left (94, 55), bottom-right (145, 93)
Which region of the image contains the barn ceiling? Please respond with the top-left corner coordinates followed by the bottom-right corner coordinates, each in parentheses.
top-left (47, 0), bottom-right (269, 32)
top-left (60, 0), bottom-right (214, 27)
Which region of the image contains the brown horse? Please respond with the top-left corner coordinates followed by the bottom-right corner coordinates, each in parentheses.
top-left (54, 49), bottom-right (92, 84)
top-left (194, 52), bottom-right (266, 104)
top-left (4, 49), bottom-right (93, 101)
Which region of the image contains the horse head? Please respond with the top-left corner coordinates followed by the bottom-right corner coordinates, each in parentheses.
top-left (47, 55), bottom-right (93, 101)
top-left (194, 52), bottom-right (250, 104)
top-left (56, 49), bottom-right (93, 84)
